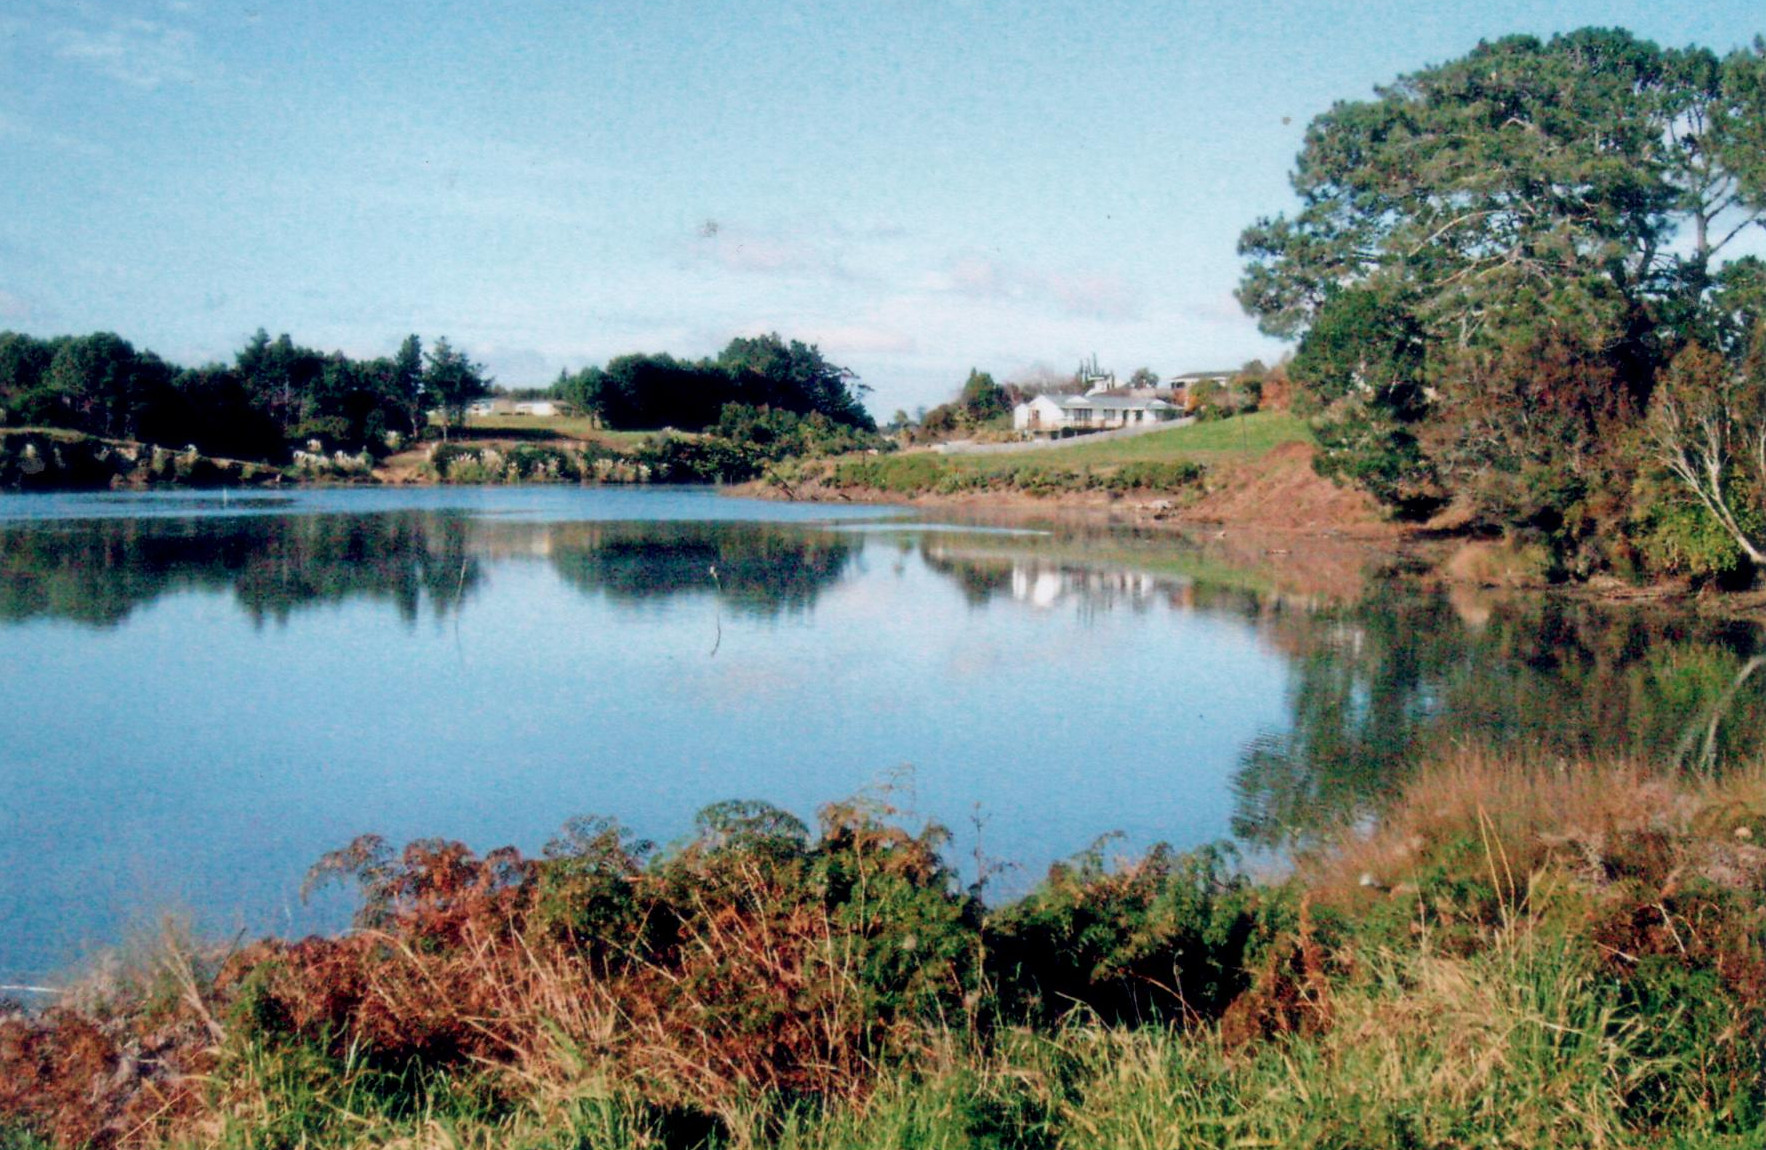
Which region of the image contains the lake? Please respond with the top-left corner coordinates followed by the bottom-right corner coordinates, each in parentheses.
top-left (3, 486), bottom-right (1764, 992)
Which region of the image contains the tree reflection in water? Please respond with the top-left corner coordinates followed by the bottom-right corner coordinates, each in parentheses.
top-left (9, 507), bottom-right (1765, 858)
top-left (0, 513), bottom-right (482, 626)
top-left (900, 545), bottom-right (1766, 851)
top-left (546, 521), bottom-right (854, 617)
top-left (0, 514), bottom-right (857, 628)
top-left (1231, 583), bottom-right (1766, 847)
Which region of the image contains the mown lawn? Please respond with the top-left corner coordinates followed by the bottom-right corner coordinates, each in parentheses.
top-left (1005, 410), bottom-right (1312, 466)
top-left (822, 411), bottom-right (1313, 496)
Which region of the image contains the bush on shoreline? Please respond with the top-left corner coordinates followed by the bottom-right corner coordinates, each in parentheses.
top-left (826, 454), bottom-right (1205, 498)
top-left (7, 752), bottom-right (1766, 1147)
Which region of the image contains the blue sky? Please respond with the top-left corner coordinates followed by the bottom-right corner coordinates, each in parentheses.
top-left (2, 1), bottom-right (1762, 417)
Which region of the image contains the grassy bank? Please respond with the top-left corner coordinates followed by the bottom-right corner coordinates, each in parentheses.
top-left (461, 416), bottom-right (652, 449)
top-left (794, 412), bottom-right (1312, 499)
top-left (6, 747), bottom-right (1766, 1148)
top-left (1017, 410), bottom-right (1313, 465)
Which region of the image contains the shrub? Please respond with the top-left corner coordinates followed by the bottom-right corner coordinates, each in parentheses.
top-left (634, 434), bottom-right (763, 483)
top-left (989, 840), bottom-right (1265, 1026)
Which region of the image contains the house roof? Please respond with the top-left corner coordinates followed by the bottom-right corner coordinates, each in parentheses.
top-left (1062, 394), bottom-right (1173, 410)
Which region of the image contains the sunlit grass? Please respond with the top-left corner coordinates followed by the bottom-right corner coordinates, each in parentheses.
top-left (876, 411), bottom-right (1310, 478)
top-left (460, 415), bottom-right (653, 447)
top-left (1009, 410), bottom-right (1313, 466)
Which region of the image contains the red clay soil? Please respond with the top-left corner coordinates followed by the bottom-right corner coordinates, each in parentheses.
top-left (794, 441), bottom-right (1398, 539)
top-left (1176, 441), bottom-right (1394, 536)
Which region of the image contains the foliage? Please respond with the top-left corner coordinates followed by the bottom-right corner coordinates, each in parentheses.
top-left (423, 337), bottom-right (493, 436)
top-left (425, 430), bottom-right (841, 486)
top-left (829, 454), bottom-right (1203, 498)
top-left (918, 370), bottom-right (1012, 438)
top-left (428, 442), bottom-right (588, 483)
top-left (1289, 287), bottom-right (1444, 517)
top-left (990, 840), bottom-right (1265, 1026)
top-left (15, 757), bottom-right (1766, 1146)
top-left (711, 403), bottom-right (881, 461)
top-left (0, 326), bottom-right (479, 465)
top-left (557, 334), bottom-right (874, 433)
top-left (1646, 339), bottom-right (1766, 567)
top-left (1631, 472), bottom-right (1756, 584)
top-left (1240, 28), bottom-right (1766, 561)
top-left (718, 333), bottom-right (875, 431)
top-left (633, 432), bottom-right (764, 483)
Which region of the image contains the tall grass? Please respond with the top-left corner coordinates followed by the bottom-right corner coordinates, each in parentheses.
top-left (8, 753), bottom-right (1766, 1147)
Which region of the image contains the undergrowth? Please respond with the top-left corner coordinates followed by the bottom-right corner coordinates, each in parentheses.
top-left (8, 752), bottom-right (1766, 1147)
top-left (826, 454), bottom-right (1205, 498)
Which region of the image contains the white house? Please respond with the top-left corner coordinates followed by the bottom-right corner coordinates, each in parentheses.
top-left (1012, 391), bottom-right (1179, 436)
top-left (466, 397), bottom-right (576, 418)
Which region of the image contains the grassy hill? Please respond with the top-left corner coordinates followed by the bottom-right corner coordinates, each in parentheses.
top-left (460, 414), bottom-right (654, 448)
top-left (813, 412), bottom-right (1314, 498)
top-left (999, 410), bottom-right (1313, 466)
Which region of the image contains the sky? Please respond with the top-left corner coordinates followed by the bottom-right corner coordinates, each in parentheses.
top-left (2, 1), bottom-right (1763, 418)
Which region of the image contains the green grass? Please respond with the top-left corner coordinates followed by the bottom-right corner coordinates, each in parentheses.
top-left (912, 411), bottom-right (1308, 475)
top-left (461, 415), bottom-right (653, 447)
top-left (816, 412), bottom-right (1311, 499)
top-left (1008, 410), bottom-right (1313, 466)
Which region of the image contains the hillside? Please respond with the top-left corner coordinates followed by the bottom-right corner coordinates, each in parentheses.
top-left (767, 412), bottom-right (1394, 538)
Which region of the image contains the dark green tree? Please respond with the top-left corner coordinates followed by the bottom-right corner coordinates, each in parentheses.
top-left (717, 334), bottom-right (874, 430)
top-left (0, 332), bottom-right (55, 421)
top-left (1290, 287), bottom-right (1441, 516)
top-left (236, 330), bottom-right (323, 438)
top-left (957, 368), bottom-right (1009, 422)
top-left (561, 335), bottom-right (874, 432)
top-left (389, 334), bottom-right (426, 438)
top-left (43, 332), bottom-right (151, 439)
top-left (423, 337), bottom-right (492, 438)
top-left (1239, 29), bottom-right (1766, 548)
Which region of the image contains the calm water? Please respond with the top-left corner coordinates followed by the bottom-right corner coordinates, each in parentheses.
top-left (3, 487), bottom-right (1765, 989)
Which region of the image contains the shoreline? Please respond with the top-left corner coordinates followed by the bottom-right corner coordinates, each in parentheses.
top-left (6, 750), bottom-right (1766, 1146)
top-left (10, 424), bottom-right (1766, 616)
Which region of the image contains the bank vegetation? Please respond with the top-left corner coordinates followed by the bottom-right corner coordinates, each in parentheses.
top-left (7, 748), bottom-right (1766, 1148)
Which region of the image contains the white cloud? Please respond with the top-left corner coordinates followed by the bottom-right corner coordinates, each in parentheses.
top-left (795, 323), bottom-right (917, 355)
top-left (924, 252), bottom-right (1143, 321)
top-left (940, 255), bottom-right (1011, 299)
top-left (1046, 271), bottom-right (1141, 322)
top-left (50, 14), bottom-right (200, 88)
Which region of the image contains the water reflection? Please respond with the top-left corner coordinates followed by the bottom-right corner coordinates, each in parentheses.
top-left (916, 541), bottom-right (1269, 618)
top-left (1231, 582), bottom-right (1766, 847)
top-left (0, 514), bottom-right (482, 626)
top-left (9, 507), bottom-right (1765, 842)
top-left (0, 514), bottom-right (864, 627)
top-left (8, 491), bottom-right (1766, 995)
top-left (548, 522), bottom-right (855, 617)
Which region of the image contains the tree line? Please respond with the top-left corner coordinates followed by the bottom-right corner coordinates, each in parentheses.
top-left (553, 333), bottom-right (875, 433)
top-left (0, 328), bottom-right (490, 462)
top-left (1240, 28), bottom-right (1766, 581)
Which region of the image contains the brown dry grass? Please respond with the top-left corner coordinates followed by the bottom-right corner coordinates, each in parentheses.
top-left (1304, 752), bottom-right (1690, 899)
top-left (1297, 749), bottom-right (1766, 985)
